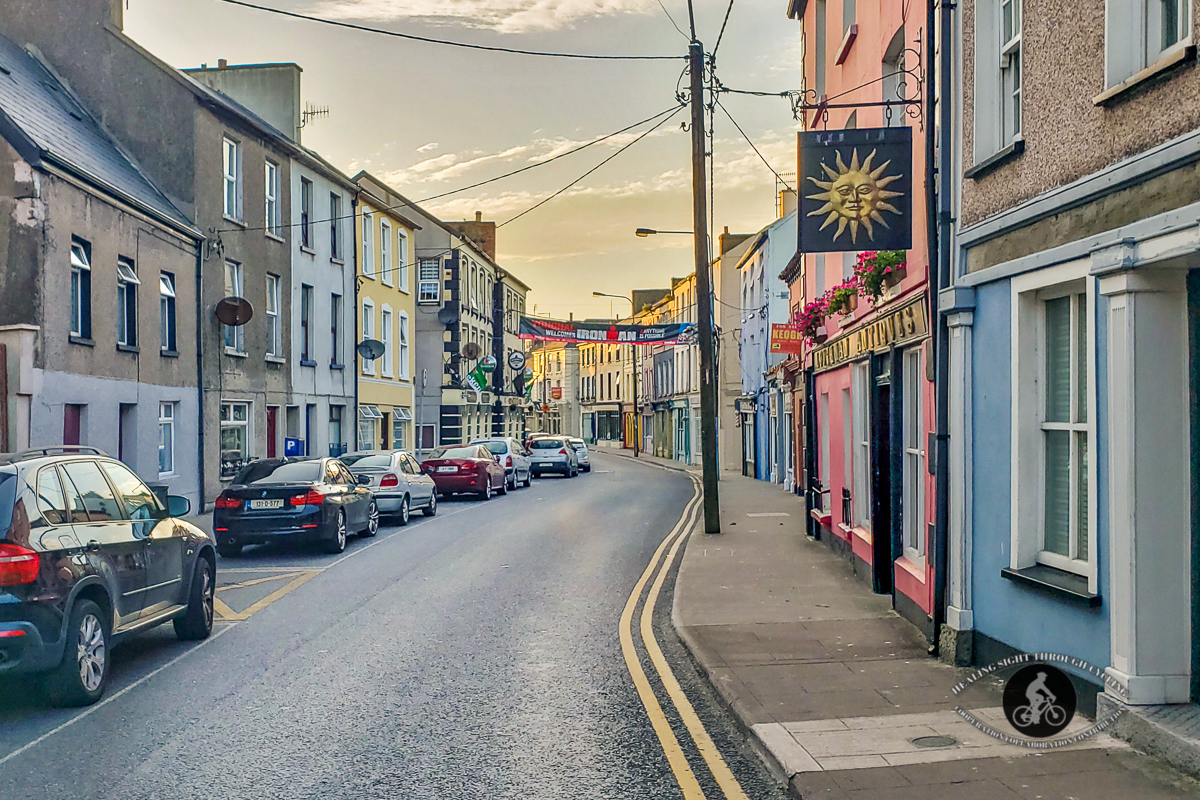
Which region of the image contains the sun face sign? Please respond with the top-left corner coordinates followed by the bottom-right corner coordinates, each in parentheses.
top-left (806, 148), bottom-right (904, 244)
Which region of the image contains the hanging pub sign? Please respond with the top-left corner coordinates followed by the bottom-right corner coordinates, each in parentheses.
top-left (800, 126), bottom-right (912, 252)
top-left (769, 323), bottom-right (806, 355)
top-left (519, 316), bottom-right (693, 345)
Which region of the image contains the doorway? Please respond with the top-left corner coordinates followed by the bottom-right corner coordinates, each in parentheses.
top-left (870, 353), bottom-right (894, 595)
top-left (266, 406), bottom-right (278, 459)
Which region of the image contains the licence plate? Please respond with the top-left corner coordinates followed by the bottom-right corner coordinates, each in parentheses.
top-left (536, 462), bottom-right (553, 468)
top-left (249, 498), bottom-right (284, 510)
top-left (436, 466), bottom-right (457, 473)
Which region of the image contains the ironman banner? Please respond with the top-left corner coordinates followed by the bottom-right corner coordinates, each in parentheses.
top-left (519, 316), bottom-right (694, 345)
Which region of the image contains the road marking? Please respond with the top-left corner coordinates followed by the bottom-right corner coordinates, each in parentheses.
top-left (213, 570), bottom-right (321, 622)
top-left (641, 485), bottom-right (751, 800)
top-left (218, 572), bottom-right (307, 591)
top-left (619, 479), bottom-right (708, 799)
top-left (0, 625), bottom-right (235, 768)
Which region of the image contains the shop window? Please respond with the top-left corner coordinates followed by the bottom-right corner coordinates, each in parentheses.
top-left (902, 349), bottom-right (926, 563)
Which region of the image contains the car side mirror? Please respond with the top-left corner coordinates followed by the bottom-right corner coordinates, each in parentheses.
top-left (167, 495), bottom-right (191, 517)
top-left (357, 474), bottom-right (372, 485)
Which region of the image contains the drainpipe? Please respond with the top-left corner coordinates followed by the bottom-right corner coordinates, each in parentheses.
top-left (195, 239), bottom-right (207, 512)
top-left (351, 196), bottom-right (359, 455)
top-left (928, 0), bottom-right (955, 657)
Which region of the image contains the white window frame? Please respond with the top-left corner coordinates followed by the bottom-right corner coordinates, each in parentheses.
top-left (1105, 0), bottom-right (1192, 87)
top-left (329, 192), bottom-right (343, 261)
top-left (999, 0), bottom-right (1022, 144)
top-left (219, 400), bottom-right (252, 478)
top-left (160, 272), bottom-right (176, 352)
top-left (224, 260), bottom-right (245, 354)
top-left (362, 211), bottom-right (374, 278)
top-left (852, 361), bottom-right (872, 529)
top-left (222, 137), bottom-right (242, 222)
top-left (973, 0), bottom-right (1023, 162)
top-left (116, 258), bottom-right (139, 348)
top-left (361, 298), bottom-right (375, 375)
top-left (397, 230), bottom-right (409, 293)
top-left (158, 401), bottom-right (175, 477)
top-left (380, 305), bottom-right (393, 378)
top-left (300, 284), bottom-right (314, 362)
top-left (265, 274), bottom-right (281, 358)
top-left (818, 392), bottom-right (830, 513)
top-left (902, 347), bottom-right (926, 565)
top-left (70, 239), bottom-right (91, 338)
top-left (418, 258), bottom-right (440, 304)
top-left (1011, 260), bottom-right (1097, 590)
top-left (399, 311), bottom-right (411, 380)
top-left (380, 221), bottom-right (393, 287)
top-left (300, 177), bottom-right (314, 251)
top-left (264, 160), bottom-right (281, 238)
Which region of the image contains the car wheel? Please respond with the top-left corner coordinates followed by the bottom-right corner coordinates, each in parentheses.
top-left (44, 599), bottom-right (109, 707)
top-left (397, 495), bottom-right (410, 527)
top-left (324, 510), bottom-right (348, 554)
top-left (174, 557), bottom-right (215, 641)
top-left (522, 470), bottom-right (532, 488)
top-left (507, 473), bottom-right (516, 491)
top-left (422, 493), bottom-right (438, 517)
top-left (584, 465), bottom-right (592, 473)
top-left (361, 501), bottom-right (380, 537)
top-left (498, 475), bottom-right (509, 495)
top-left (479, 480), bottom-right (491, 501)
top-left (217, 542), bottom-right (242, 558)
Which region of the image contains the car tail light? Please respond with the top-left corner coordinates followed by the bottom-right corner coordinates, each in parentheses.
top-left (290, 489), bottom-right (325, 506)
top-left (214, 493), bottom-right (241, 509)
top-left (506, 456), bottom-right (513, 468)
top-left (380, 473), bottom-right (399, 488)
top-left (0, 629), bottom-right (26, 638)
top-left (559, 448), bottom-right (567, 455)
top-left (0, 544), bottom-right (39, 587)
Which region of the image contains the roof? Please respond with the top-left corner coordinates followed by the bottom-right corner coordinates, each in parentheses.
top-left (0, 35), bottom-right (197, 235)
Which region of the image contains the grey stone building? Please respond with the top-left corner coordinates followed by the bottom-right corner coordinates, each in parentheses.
top-left (0, 31), bottom-right (203, 506)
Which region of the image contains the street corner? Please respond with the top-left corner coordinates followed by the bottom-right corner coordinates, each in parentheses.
top-left (212, 569), bottom-right (323, 622)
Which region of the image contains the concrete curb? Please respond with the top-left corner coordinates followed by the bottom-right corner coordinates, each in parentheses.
top-left (1098, 694), bottom-right (1200, 781)
top-left (603, 449), bottom-right (701, 476)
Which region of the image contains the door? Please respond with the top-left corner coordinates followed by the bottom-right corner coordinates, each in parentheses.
top-left (336, 461), bottom-right (368, 528)
top-left (64, 404), bottom-right (82, 446)
top-left (267, 406), bottom-right (278, 459)
top-left (401, 454), bottom-right (431, 507)
top-left (102, 461), bottom-right (183, 617)
top-left (60, 460), bottom-right (147, 629)
top-left (869, 354), bottom-right (894, 595)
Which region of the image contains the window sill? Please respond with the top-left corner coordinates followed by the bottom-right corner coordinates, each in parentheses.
top-left (69, 335), bottom-right (94, 347)
top-left (160, 348), bottom-right (179, 358)
top-left (265, 232), bottom-right (285, 244)
top-left (300, 246), bottom-right (317, 256)
top-left (1093, 44), bottom-right (1196, 106)
top-left (330, 362), bottom-right (345, 370)
top-left (965, 137), bottom-right (1025, 180)
top-left (834, 24), bottom-right (858, 65)
top-left (361, 274), bottom-right (376, 281)
top-left (117, 343), bottom-right (140, 354)
top-left (224, 348), bottom-right (247, 358)
top-left (399, 287), bottom-right (411, 295)
top-left (222, 215), bottom-right (245, 228)
top-left (300, 358), bottom-right (318, 367)
top-left (265, 355), bottom-right (285, 364)
top-left (1000, 564), bottom-right (1101, 607)
top-left (330, 257), bottom-right (345, 266)
top-left (809, 508), bottom-right (832, 527)
top-left (418, 299), bottom-right (440, 306)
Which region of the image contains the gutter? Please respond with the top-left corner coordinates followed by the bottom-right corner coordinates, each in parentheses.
top-left (195, 239), bottom-right (207, 511)
top-left (352, 195), bottom-right (360, 453)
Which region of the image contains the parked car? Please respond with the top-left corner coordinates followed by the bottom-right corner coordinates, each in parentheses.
top-left (0, 447), bottom-right (214, 707)
top-left (341, 450), bottom-right (437, 524)
top-left (524, 432), bottom-right (554, 450)
top-left (566, 437), bottom-right (591, 473)
top-left (213, 457), bottom-right (378, 557)
top-left (528, 437), bottom-right (580, 478)
top-left (420, 445), bottom-right (508, 500)
top-left (470, 437), bottom-right (532, 491)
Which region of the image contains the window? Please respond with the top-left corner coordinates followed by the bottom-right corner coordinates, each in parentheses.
top-left (102, 462), bottom-right (161, 527)
top-left (361, 300), bottom-right (375, 374)
top-left (330, 193), bottom-right (343, 260)
top-left (902, 349), bottom-right (926, 561)
top-left (36, 468), bottom-right (69, 526)
top-left (158, 402), bottom-right (175, 475)
top-left (397, 313), bottom-right (410, 381)
top-left (381, 221), bottom-right (393, 286)
top-left (61, 461), bottom-right (121, 521)
top-left (298, 177), bottom-right (314, 250)
top-left (359, 405), bottom-right (381, 450)
top-left (160, 273), bottom-right (176, 352)
top-left (265, 161), bottom-right (281, 238)
top-left (973, 0), bottom-right (1022, 161)
top-left (300, 284), bottom-right (314, 362)
top-left (815, 0), bottom-right (827, 96)
top-left (852, 361), bottom-right (872, 529)
top-left (393, 410), bottom-right (411, 450)
top-left (818, 392), bottom-right (830, 512)
top-left (419, 258), bottom-right (440, 303)
top-left (329, 405), bottom-right (345, 457)
top-left (331, 293), bottom-right (343, 366)
top-left (1041, 293), bottom-right (1089, 566)
top-left (397, 230), bottom-right (409, 292)
top-left (265, 274), bottom-right (281, 357)
top-left (70, 239), bottom-right (91, 339)
top-left (362, 211), bottom-right (374, 278)
top-left (1106, 0), bottom-right (1190, 86)
top-left (381, 307), bottom-right (393, 377)
top-left (224, 260), bottom-right (245, 353)
top-left (1000, 0), bottom-right (1021, 143)
top-left (882, 27), bottom-right (907, 126)
top-left (843, 0), bottom-right (855, 34)
top-left (219, 401), bottom-right (251, 479)
top-left (116, 258), bottom-right (139, 347)
top-left (222, 137), bottom-right (241, 220)
top-left (470, 262), bottom-right (478, 310)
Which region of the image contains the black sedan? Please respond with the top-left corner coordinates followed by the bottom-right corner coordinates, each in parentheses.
top-left (213, 458), bottom-right (379, 556)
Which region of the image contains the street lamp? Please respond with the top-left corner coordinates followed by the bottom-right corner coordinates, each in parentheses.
top-left (635, 227), bottom-right (692, 237)
top-left (593, 291), bottom-right (640, 459)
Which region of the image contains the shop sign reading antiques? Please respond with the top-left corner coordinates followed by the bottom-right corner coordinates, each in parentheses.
top-left (812, 295), bottom-right (928, 373)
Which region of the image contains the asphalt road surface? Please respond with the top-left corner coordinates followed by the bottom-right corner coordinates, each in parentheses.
top-left (0, 453), bottom-right (789, 800)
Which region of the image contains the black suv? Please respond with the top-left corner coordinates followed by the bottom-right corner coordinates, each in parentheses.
top-left (0, 447), bottom-right (216, 706)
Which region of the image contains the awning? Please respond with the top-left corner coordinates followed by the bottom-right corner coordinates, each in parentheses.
top-left (393, 407), bottom-right (413, 421)
top-left (359, 405), bottom-right (383, 420)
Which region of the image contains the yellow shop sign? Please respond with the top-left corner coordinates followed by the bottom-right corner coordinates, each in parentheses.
top-left (812, 294), bottom-right (928, 373)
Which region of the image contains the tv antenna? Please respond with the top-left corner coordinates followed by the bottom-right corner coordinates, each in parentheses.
top-left (301, 103), bottom-right (329, 129)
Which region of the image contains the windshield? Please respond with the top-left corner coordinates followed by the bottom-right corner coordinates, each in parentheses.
top-left (340, 453), bottom-right (393, 469)
top-left (232, 460), bottom-right (323, 485)
top-left (531, 440), bottom-right (564, 450)
top-left (427, 447), bottom-right (481, 460)
top-left (476, 441), bottom-right (508, 455)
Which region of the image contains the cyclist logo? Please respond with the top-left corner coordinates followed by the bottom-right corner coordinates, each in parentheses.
top-left (1003, 663), bottom-right (1076, 738)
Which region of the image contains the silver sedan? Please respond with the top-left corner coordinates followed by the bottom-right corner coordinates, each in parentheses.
top-left (341, 450), bottom-right (438, 524)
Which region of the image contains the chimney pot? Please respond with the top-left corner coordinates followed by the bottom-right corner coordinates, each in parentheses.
top-left (475, 211), bottom-right (482, 222)
top-left (723, 226), bottom-right (730, 235)
top-left (218, 59), bottom-right (228, 69)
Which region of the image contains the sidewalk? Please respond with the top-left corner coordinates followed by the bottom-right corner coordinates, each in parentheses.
top-left (673, 472), bottom-right (1199, 798)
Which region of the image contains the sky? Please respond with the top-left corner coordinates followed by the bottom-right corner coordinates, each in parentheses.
top-left (125, 0), bottom-right (802, 320)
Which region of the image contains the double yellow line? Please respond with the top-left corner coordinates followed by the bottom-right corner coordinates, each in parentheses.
top-left (619, 473), bottom-right (750, 800)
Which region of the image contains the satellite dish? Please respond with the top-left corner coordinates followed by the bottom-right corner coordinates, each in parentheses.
top-left (462, 342), bottom-right (482, 360)
top-left (215, 297), bottom-right (253, 326)
top-left (437, 307), bottom-right (458, 326)
top-left (356, 339), bottom-right (385, 360)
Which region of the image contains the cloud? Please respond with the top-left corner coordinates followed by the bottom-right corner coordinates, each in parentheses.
top-left (416, 142), bottom-right (439, 152)
top-left (426, 145), bottom-right (531, 181)
top-left (310, 0), bottom-right (658, 33)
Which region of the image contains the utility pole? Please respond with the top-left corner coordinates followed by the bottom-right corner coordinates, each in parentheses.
top-left (689, 40), bottom-right (721, 534)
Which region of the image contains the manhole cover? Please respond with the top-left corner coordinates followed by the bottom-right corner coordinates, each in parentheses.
top-left (911, 735), bottom-right (958, 749)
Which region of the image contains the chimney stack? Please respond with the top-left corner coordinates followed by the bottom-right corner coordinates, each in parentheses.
top-left (218, 59), bottom-right (228, 69)
top-left (475, 211), bottom-right (483, 222)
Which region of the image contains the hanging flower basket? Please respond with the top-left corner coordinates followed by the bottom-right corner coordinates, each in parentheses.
top-left (853, 250), bottom-right (908, 301)
top-left (827, 279), bottom-right (861, 317)
top-left (796, 295), bottom-right (830, 342)
top-left (813, 326), bottom-right (828, 344)
top-left (882, 264), bottom-right (908, 289)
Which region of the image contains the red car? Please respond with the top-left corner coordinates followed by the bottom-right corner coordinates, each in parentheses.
top-left (421, 444), bottom-right (508, 500)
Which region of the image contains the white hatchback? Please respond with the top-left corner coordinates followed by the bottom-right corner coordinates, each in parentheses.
top-left (469, 437), bottom-right (532, 491)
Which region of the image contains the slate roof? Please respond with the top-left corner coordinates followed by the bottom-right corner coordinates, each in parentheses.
top-left (0, 33), bottom-right (196, 234)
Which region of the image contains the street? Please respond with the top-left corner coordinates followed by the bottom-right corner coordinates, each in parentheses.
top-left (0, 454), bottom-right (786, 800)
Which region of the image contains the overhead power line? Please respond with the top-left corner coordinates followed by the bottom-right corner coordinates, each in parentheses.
top-left (655, 0), bottom-right (689, 39)
top-left (499, 105), bottom-right (686, 228)
top-left (214, 0), bottom-right (685, 60)
top-left (713, 0), bottom-right (736, 57)
top-left (715, 98), bottom-right (794, 192)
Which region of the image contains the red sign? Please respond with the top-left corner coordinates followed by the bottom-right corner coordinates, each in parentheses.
top-left (551, 387), bottom-right (563, 400)
top-left (770, 323), bottom-right (806, 354)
